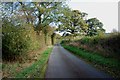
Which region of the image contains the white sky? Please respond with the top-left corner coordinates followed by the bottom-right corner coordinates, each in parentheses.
top-left (67, 0), bottom-right (119, 33)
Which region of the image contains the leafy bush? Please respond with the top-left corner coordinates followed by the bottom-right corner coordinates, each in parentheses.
top-left (62, 33), bottom-right (120, 58)
top-left (2, 19), bottom-right (55, 61)
top-left (60, 40), bottom-right (71, 44)
top-left (2, 21), bottom-right (41, 61)
top-left (80, 36), bottom-right (91, 44)
top-left (79, 33), bottom-right (120, 58)
top-left (100, 33), bottom-right (120, 55)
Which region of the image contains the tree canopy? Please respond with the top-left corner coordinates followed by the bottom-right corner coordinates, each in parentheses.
top-left (1, 1), bottom-right (106, 61)
top-left (86, 18), bottom-right (105, 36)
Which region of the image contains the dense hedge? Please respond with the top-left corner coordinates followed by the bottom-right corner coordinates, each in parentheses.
top-left (62, 33), bottom-right (120, 58)
top-left (2, 21), bottom-right (52, 61)
top-left (79, 34), bottom-right (120, 56)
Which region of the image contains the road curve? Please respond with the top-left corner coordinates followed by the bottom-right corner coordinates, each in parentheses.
top-left (45, 44), bottom-right (111, 78)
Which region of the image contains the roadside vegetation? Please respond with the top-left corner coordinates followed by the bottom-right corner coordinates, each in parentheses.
top-left (15, 47), bottom-right (53, 78)
top-left (61, 33), bottom-right (120, 77)
top-left (1, 2), bottom-right (61, 78)
top-left (2, 47), bottom-right (52, 78)
top-left (1, 1), bottom-right (119, 78)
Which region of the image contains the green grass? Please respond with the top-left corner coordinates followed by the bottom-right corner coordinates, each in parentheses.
top-left (15, 47), bottom-right (53, 78)
top-left (62, 44), bottom-right (120, 77)
top-left (2, 63), bottom-right (21, 77)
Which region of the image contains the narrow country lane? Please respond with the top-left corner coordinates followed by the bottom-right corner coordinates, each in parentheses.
top-left (45, 44), bottom-right (111, 78)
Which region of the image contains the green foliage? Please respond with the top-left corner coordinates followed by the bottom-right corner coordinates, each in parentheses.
top-left (62, 45), bottom-right (120, 77)
top-left (2, 20), bottom-right (40, 61)
top-left (63, 33), bottom-right (120, 58)
top-left (15, 47), bottom-right (53, 78)
top-left (80, 34), bottom-right (120, 56)
top-left (63, 45), bottom-right (120, 68)
top-left (57, 7), bottom-right (105, 37)
top-left (86, 18), bottom-right (105, 36)
top-left (58, 9), bottom-right (88, 35)
top-left (80, 36), bottom-right (91, 44)
top-left (42, 25), bottom-right (56, 45)
top-left (101, 33), bottom-right (120, 55)
top-left (60, 40), bottom-right (71, 44)
top-left (33, 2), bottom-right (64, 28)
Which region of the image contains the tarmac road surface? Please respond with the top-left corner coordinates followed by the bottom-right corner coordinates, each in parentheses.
top-left (45, 44), bottom-right (111, 78)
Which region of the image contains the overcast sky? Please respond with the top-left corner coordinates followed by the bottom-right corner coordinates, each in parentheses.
top-left (67, 0), bottom-right (118, 33)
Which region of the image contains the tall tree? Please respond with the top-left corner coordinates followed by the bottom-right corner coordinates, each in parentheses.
top-left (86, 18), bottom-right (105, 36)
top-left (31, 2), bottom-right (63, 30)
top-left (31, 2), bottom-right (65, 44)
top-left (57, 9), bottom-right (88, 36)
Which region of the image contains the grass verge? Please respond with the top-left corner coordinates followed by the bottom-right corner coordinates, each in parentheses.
top-left (15, 47), bottom-right (53, 78)
top-left (62, 44), bottom-right (120, 78)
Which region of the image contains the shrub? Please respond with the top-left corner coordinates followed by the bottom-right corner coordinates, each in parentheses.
top-left (80, 36), bottom-right (91, 44)
top-left (79, 33), bottom-right (120, 58)
top-left (63, 32), bottom-right (120, 58)
top-left (2, 21), bottom-right (41, 61)
top-left (2, 20), bottom-right (54, 61)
